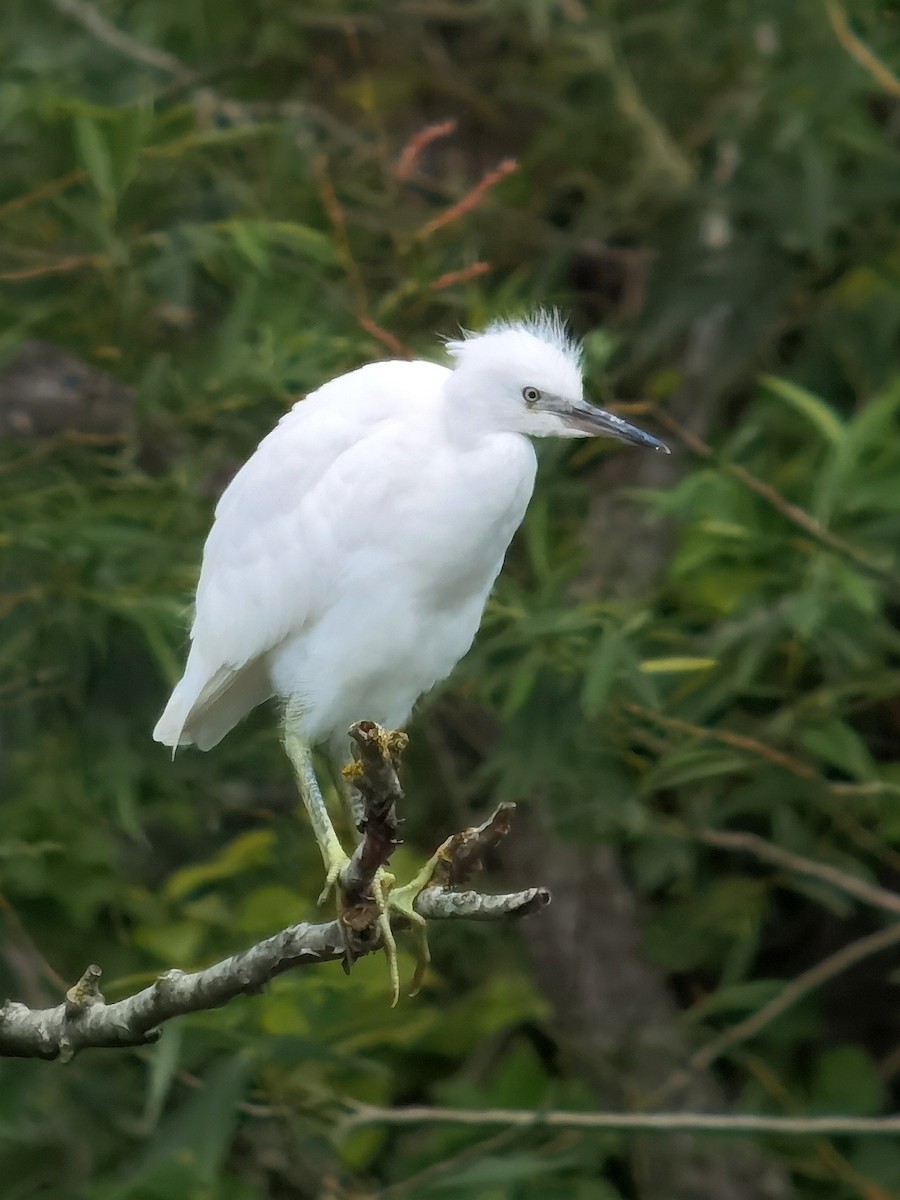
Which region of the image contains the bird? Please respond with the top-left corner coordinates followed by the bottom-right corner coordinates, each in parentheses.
top-left (154, 311), bottom-right (667, 998)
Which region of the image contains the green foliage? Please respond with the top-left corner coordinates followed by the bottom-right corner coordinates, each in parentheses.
top-left (3, 1), bottom-right (900, 1197)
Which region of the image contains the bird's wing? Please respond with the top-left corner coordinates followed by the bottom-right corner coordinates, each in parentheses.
top-left (154, 360), bottom-right (449, 748)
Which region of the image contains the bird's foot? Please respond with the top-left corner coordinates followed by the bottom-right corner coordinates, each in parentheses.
top-left (370, 869), bottom-right (402, 1006)
top-left (316, 840), bottom-right (352, 902)
top-left (326, 860), bottom-right (436, 1006)
top-left (381, 852), bottom-right (440, 1004)
top-left (318, 858), bottom-right (430, 1006)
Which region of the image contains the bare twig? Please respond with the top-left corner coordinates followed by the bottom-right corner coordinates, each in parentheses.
top-left (655, 922), bottom-right (900, 1103)
top-left (735, 1057), bottom-right (880, 1197)
top-left (628, 703), bottom-right (822, 781)
top-left (831, 809), bottom-right (900, 876)
top-left (48, 0), bottom-right (365, 152)
top-left (0, 255), bottom-right (108, 283)
top-left (626, 703), bottom-right (890, 798)
top-left (395, 119), bottom-right (457, 182)
top-left (0, 171), bottom-right (87, 224)
top-left (0, 892), bottom-right (68, 995)
top-left (656, 409), bottom-right (900, 592)
top-left (589, 32), bottom-right (693, 189)
top-left (415, 159), bottom-right (518, 241)
top-left (341, 1099), bottom-right (900, 1137)
top-left (426, 802), bottom-right (518, 889)
top-left (311, 154), bottom-right (368, 315)
top-left (428, 262), bottom-right (492, 291)
top-left (356, 317), bottom-right (413, 359)
top-left (50, 0), bottom-right (196, 82)
top-left (825, 2), bottom-right (900, 97)
top-left (697, 828), bottom-right (900, 918)
top-left (373, 1128), bottom-right (521, 1200)
top-left (311, 156), bottom-right (413, 359)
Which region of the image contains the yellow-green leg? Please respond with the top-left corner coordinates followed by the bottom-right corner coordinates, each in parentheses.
top-left (387, 851), bottom-right (440, 997)
top-left (283, 720), bottom-right (436, 1003)
top-left (283, 726), bottom-right (350, 903)
top-left (371, 870), bottom-right (401, 1005)
top-left (282, 724), bottom-right (406, 1000)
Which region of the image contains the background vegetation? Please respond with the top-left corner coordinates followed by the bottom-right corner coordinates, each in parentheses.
top-left (3, 1), bottom-right (900, 1197)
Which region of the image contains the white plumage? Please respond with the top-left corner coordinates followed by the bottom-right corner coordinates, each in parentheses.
top-left (154, 313), bottom-right (665, 758)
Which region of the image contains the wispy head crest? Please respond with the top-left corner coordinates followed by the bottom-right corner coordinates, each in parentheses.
top-left (445, 308), bottom-right (582, 367)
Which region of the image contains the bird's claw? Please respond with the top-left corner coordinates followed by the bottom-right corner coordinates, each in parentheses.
top-left (314, 854), bottom-right (432, 1004)
top-left (381, 853), bottom-right (439, 1001)
top-left (387, 879), bottom-right (429, 927)
top-left (295, 728), bottom-right (437, 1004)
top-left (372, 870), bottom-right (402, 1006)
top-left (317, 850), bottom-right (351, 906)
top-left (349, 862), bottom-right (436, 1006)
top-left (389, 906), bottom-right (430, 998)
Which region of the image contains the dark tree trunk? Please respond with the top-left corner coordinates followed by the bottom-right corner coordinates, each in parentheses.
top-left (507, 824), bottom-right (790, 1200)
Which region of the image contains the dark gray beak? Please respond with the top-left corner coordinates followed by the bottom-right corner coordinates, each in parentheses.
top-left (561, 397), bottom-right (670, 452)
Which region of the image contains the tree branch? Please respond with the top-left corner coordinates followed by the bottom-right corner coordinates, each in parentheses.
top-left (825, 1), bottom-right (900, 98)
top-left (627, 702), bottom-right (892, 798)
top-left (697, 827), bottom-right (900, 917)
top-left (341, 1099), bottom-right (900, 1138)
top-left (340, 720), bottom-right (407, 904)
top-left (652, 921), bottom-right (900, 1106)
top-left (50, 0), bottom-right (196, 82)
top-left (1, 723), bottom-right (549, 1060)
top-left (418, 885), bottom-right (551, 919)
top-left (656, 408), bottom-right (900, 593)
top-left (0, 920), bottom-right (350, 1061)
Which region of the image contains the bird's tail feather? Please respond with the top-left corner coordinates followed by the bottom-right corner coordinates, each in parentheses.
top-left (153, 656), bottom-right (271, 752)
top-left (152, 679), bottom-right (198, 754)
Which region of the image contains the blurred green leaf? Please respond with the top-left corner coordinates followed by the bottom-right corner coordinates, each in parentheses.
top-left (760, 375), bottom-right (845, 446)
top-left (582, 626), bottom-right (623, 714)
top-left (809, 1046), bottom-right (883, 1116)
top-left (74, 114), bottom-right (116, 210)
top-left (165, 830), bottom-right (276, 902)
top-left (799, 720), bottom-right (875, 779)
top-left (638, 656), bottom-right (717, 674)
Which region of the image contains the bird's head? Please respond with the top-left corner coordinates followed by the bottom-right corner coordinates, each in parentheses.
top-left (445, 312), bottom-right (668, 452)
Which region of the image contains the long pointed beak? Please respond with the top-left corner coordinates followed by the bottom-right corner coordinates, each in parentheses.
top-left (561, 397), bottom-right (670, 452)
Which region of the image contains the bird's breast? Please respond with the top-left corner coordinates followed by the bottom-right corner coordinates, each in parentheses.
top-left (266, 431), bottom-right (535, 746)
top-left (409, 432), bottom-right (536, 608)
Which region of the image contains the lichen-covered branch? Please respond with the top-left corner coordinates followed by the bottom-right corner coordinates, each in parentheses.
top-left (339, 720), bottom-right (407, 904)
top-left (0, 920), bottom-right (350, 1061)
top-left (417, 886), bottom-right (550, 920)
top-left (1, 723), bottom-right (550, 1060)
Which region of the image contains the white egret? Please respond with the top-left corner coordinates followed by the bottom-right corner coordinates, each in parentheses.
top-left (154, 312), bottom-right (667, 997)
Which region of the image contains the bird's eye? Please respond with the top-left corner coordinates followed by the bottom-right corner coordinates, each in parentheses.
top-left (522, 386), bottom-right (541, 405)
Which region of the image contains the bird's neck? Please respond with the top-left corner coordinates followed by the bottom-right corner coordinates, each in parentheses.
top-left (441, 368), bottom-right (515, 446)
